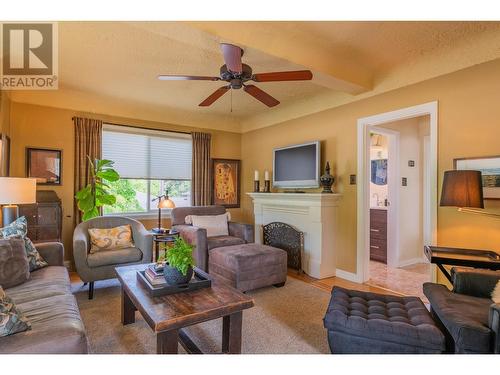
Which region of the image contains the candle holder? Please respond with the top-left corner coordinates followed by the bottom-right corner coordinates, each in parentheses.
top-left (264, 180), bottom-right (271, 193)
top-left (254, 180), bottom-right (260, 192)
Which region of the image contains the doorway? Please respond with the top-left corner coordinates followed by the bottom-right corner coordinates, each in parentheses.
top-left (356, 102), bottom-right (438, 300)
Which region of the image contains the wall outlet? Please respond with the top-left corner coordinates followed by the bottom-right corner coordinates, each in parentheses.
top-left (350, 174), bottom-right (357, 185)
top-left (408, 160), bottom-right (415, 167)
top-left (402, 177), bottom-right (408, 186)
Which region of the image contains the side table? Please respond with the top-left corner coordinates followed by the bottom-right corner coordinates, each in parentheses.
top-left (150, 230), bottom-right (180, 262)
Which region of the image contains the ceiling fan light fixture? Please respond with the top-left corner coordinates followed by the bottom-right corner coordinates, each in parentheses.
top-left (159, 43), bottom-right (313, 108)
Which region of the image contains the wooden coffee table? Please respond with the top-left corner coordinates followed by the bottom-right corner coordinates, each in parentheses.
top-left (115, 264), bottom-right (254, 354)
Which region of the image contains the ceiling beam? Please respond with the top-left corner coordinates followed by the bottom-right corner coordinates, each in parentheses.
top-left (187, 22), bottom-right (373, 94)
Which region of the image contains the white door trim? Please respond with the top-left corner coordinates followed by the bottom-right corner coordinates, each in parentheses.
top-left (356, 101), bottom-right (438, 283)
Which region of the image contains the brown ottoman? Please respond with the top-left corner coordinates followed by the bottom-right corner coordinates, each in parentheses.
top-left (208, 243), bottom-right (287, 292)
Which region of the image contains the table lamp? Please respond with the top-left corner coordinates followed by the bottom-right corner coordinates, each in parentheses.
top-left (0, 177), bottom-right (37, 227)
top-left (152, 190), bottom-right (175, 234)
top-left (440, 170), bottom-right (488, 214)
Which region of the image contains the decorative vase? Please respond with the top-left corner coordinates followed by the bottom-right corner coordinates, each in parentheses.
top-left (163, 264), bottom-right (193, 286)
top-left (320, 161), bottom-right (335, 193)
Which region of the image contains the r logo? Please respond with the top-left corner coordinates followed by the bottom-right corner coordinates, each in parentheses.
top-left (2, 23), bottom-right (53, 75)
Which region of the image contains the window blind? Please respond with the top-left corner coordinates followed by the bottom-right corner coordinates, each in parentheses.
top-left (102, 124), bottom-right (192, 180)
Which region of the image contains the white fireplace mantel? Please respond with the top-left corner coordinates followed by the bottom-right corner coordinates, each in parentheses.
top-left (247, 192), bottom-right (342, 279)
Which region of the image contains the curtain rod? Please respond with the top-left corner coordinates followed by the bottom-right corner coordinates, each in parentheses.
top-left (71, 117), bottom-right (192, 136)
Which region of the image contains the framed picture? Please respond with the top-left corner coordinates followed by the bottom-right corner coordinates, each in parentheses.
top-left (27, 147), bottom-right (62, 185)
top-left (0, 134), bottom-right (10, 177)
top-left (454, 155), bottom-right (500, 199)
top-left (211, 158), bottom-right (241, 208)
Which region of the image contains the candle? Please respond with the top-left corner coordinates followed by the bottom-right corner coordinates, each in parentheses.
top-left (265, 170), bottom-right (269, 181)
top-left (254, 170), bottom-right (259, 181)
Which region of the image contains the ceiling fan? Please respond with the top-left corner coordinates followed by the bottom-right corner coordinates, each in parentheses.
top-left (158, 43), bottom-right (313, 108)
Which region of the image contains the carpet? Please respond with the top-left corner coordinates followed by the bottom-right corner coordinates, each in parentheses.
top-left (73, 276), bottom-right (331, 354)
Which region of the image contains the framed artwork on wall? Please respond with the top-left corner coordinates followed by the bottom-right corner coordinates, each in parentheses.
top-left (211, 158), bottom-right (241, 208)
top-left (0, 134), bottom-right (10, 177)
top-left (26, 147), bottom-right (62, 185)
top-left (454, 155), bottom-right (500, 199)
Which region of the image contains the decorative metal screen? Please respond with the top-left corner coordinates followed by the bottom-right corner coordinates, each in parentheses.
top-left (263, 222), bottom-right (304, 273)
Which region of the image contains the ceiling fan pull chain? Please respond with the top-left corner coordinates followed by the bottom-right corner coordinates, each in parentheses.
top-left (230, 89), bottom-right (233, 113)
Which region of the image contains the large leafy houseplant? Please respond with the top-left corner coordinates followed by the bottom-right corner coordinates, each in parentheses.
top-left (75, 158), bottom-right (120, 221)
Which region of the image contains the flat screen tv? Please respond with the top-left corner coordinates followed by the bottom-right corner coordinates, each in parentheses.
top-left (273, 141), bottom-right (320, 189)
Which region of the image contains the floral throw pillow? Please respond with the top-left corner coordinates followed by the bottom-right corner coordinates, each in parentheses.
top-left (0, 285), bottom-right (31, 337)
top-left (88, 224), bottom-right (134, 253)
top-left (0, 217), bottom-right (48, 271)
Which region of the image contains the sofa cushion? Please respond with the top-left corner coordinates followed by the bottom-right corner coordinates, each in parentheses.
top-left (0, 293), bottom-right (88, 353)
top-left (6, 266), bottom-right (71, 305)
top-left (0, 216), bottom-right (48, 271)
top-left (0, 286), bottom-right (31, 337)
top-left (88, 224), bottom-right (134, 253)
top-left (423, 282), bottom-right (492, 353)
top-left (189, 213), bottom-right (230, 237)
top-left (0, 237), bottom-right (30, 288)
top-left (171, 205), bottom-right (226, 226)
top-left (324, 286), bottom-right (445, 352)
top-left (87, 247), bottom-right (142, 268)
top-left (209, 243), bottom-right (287, 272)
top-left (208, 235), bottom-right (245, 250)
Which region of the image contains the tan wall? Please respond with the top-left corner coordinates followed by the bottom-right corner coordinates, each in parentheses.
top-left (241, 58), bottom-right (500, 274)
top-left (0, 91), bottom-right (11, 136)
top-left (9, 102), bottom-right (242, 262)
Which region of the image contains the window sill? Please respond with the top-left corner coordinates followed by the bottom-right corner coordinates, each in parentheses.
top-left (104, 211), bottom-right (172, 221)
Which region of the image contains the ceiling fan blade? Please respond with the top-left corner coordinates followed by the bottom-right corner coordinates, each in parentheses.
top-left (252, 70), bottom-right (313, 82)
top-left (199, 86), bottom-right (230, 107)
top-left (220, 43), bottom-right (243, 73)
top-left (158, 75), bottom-right (220, 81)
top-left (243, 85), bottom-right (280, 107)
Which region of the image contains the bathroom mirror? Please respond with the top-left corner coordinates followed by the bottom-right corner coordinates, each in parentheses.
top-left (371, 159), bottom-right (387, 185)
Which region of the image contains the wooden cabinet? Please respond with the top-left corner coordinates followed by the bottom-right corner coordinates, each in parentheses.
top-left (370, 208), bottom-right (387, 263)
top-left (19, 190), bottom-right (62, 243)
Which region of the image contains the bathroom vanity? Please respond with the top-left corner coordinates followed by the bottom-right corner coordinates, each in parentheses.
top-left (370, 208), bottom-right (387, 263)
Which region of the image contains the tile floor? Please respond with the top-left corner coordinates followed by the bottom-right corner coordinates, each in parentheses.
top-left (366, 260), bottom-right (431, 302)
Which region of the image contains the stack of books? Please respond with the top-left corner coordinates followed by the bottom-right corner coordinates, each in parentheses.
top-left (145, 264), bottom-right (166, 286)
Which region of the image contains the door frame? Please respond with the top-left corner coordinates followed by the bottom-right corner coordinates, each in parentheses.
top-left (356, 102), bottom-right (438, 283)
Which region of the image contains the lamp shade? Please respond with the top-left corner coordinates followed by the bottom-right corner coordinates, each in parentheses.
top-left (157, 196), bottom-right (175, 209)
top-left (0, 177), bottom-right (37, 205)
top-left (440, 170), bottom-right (484, 208)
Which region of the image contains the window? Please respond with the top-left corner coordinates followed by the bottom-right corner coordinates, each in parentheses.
top-left (102, 124), bottom-right (192, 215)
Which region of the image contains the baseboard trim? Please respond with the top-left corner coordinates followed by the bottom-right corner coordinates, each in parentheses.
top-left (397, 257), bottom-right (427, 268)
top-left (335, 268), bottom-right (362, 283)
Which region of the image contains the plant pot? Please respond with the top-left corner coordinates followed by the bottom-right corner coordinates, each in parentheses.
top-left (163, 264), bottom-right (193, 286)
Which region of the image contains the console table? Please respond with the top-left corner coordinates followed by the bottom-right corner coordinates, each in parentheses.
top-left (424, 245), bottom-right (500, 282)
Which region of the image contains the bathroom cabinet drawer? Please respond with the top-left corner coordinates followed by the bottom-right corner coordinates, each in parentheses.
top-left (370, 209), bottom-right (387, 263)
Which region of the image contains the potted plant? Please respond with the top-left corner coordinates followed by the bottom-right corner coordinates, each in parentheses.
top-left (160, 237), bottom-right (195, 286)
top-left (75, 157), bottom-right (120, 221)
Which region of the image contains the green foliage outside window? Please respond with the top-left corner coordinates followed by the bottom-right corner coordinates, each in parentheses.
top-left (103, 179), bottom-right (191, 215)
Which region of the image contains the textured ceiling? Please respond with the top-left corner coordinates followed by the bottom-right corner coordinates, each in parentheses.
top-left (10, 21), bottom-right (500, 132)
top-left (57, 22), bottom-right (329, 118)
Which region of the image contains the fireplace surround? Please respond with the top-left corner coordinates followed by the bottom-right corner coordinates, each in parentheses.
top-left (247, 192), bottom-right (342, 279)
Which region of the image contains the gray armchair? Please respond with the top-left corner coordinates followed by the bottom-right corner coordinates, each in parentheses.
top-left (423, 267), bottom-right (500, 353)
top-left (171, 206), bottom-right (254, 272)
top-left (73, 216), bottom-right (153, 299)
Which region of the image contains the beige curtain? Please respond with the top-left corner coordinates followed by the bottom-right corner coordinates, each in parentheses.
top-left (191, 132), bottom-right (211, 206)
top-left (73, 117), bottom-right (102, 224)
